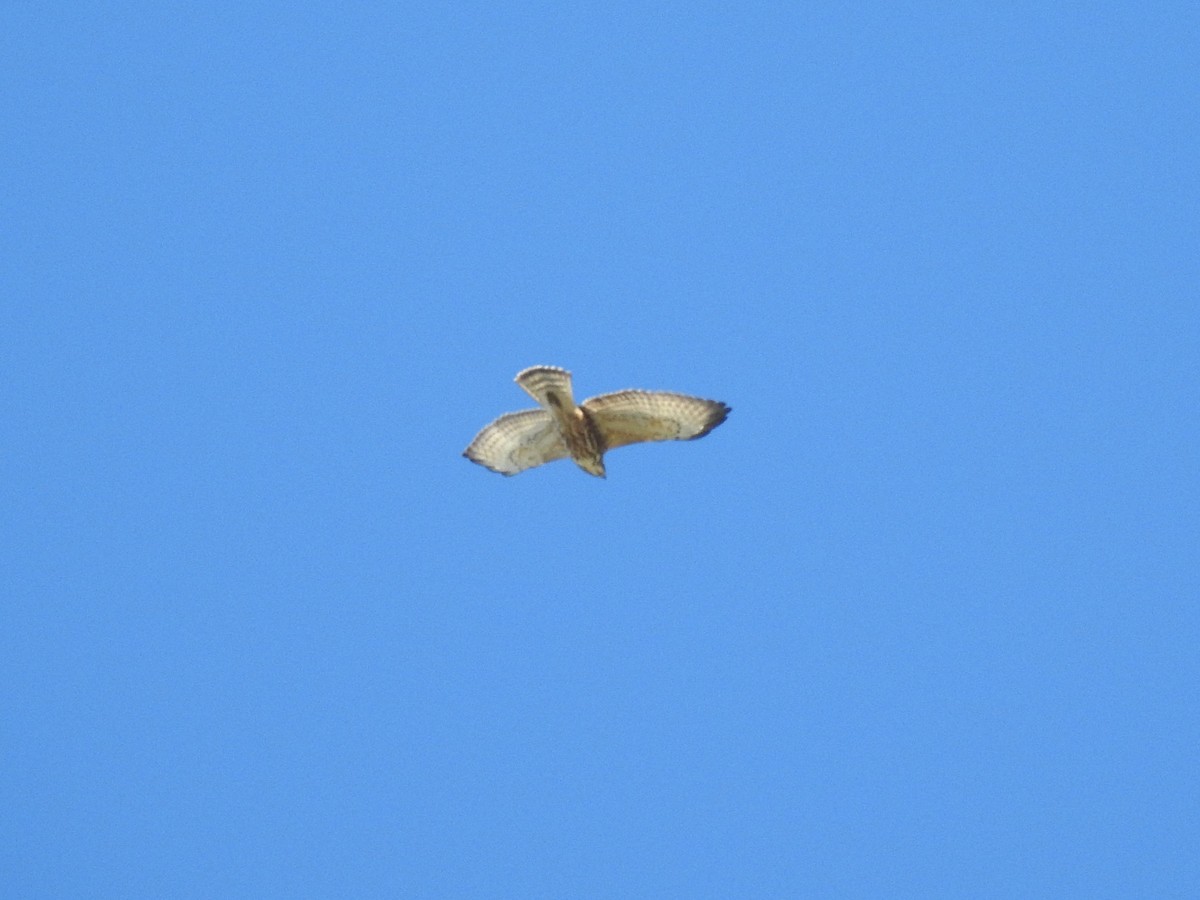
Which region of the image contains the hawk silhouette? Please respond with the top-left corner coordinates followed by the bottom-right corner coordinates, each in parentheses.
top-left (464, 366), bottom-right (730, 478)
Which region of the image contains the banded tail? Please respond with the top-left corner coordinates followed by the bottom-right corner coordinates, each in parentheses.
top-left (515, 365), bottom-right (576, 411)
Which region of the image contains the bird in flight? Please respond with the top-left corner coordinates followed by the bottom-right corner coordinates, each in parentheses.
top-left (464, 365), bottom-right (730, 478)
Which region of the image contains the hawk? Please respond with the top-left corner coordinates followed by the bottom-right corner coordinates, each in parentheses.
top-left (463, 365), bottom-right (730, 478)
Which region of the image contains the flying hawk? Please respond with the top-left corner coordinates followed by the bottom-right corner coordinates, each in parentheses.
top-left (464, 366), bottom-right (730, 477)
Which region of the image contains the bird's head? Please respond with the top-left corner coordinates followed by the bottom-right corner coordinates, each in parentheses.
top-left (576, 455), bottom-right (606, 478)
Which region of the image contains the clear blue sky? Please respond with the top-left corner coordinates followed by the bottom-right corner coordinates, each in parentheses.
top-left (4, 2), bottom-right (1197, 896)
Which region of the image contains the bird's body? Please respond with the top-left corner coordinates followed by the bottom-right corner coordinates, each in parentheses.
top-left (513, 366), bottom-right (607, 476)
top-left (464, 366), bottom-right (730, 478)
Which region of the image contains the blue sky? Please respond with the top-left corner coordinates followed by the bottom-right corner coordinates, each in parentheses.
top-left (3, 2), bottom-right (1197, 896)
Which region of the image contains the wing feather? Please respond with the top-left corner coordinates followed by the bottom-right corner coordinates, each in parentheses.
top-left (582, 391), bottom-right (730, 451)
top-left (463, 409), bottom-right (569, 475)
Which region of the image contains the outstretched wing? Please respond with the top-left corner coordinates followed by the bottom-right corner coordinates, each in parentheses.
top-left (582, 391), bottom-right (730, 451)
top-left (463, 409), bottom-right (569, 475)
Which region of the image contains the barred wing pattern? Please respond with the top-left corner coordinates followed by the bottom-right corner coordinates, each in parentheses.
top-left (463, 409), bottom-right (571, 476)
top-left (582, 390), bottom-right (731, 451)
top-left (463, 367), bottom-right (730, 477)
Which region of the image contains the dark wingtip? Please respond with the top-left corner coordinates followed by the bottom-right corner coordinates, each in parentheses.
top-left (690, 401), bottom-right (731, 439)
top-left (464, 451), bottom-right (517, 476)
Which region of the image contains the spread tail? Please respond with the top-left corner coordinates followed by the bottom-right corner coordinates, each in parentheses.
top-left (515, 365), bottom-right (576, 411)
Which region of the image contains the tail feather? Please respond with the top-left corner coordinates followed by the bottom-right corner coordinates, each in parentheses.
top-left (515, 365), bottom-right (576, 410)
